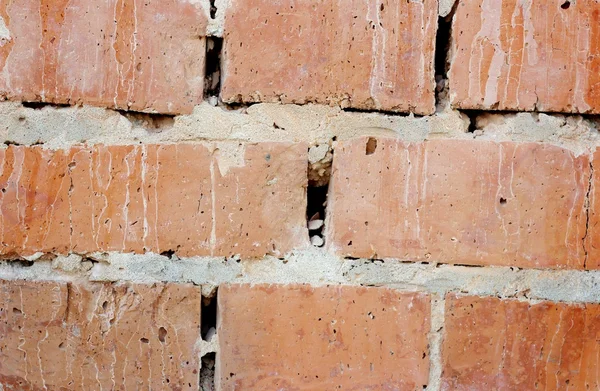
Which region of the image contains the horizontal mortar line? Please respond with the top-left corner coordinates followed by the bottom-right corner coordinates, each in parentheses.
top-left (1, 249), bottom-right (600, 305)
top-left (1, 100), bottom-right (598, 153)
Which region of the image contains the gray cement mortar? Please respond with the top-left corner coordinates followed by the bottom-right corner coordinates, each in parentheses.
top-left (2, 247), bottom-right (599, 305)
top-left (1, 101), bottom-right (598, 156)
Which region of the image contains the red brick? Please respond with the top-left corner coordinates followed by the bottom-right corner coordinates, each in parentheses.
top-left (217, 284), bottom-right (430, 390)
top-left (0, 280), bottom-right (201, 390)
top-left (0, 142), bottom-right (308, 258)
top-left (221, 0), bottom-right (437, 115)
top-left (212, 143), bottom-right (309, 257)
top-left (442, 294), bottom-right (600, 390)
top-left (449, 0), bottom-right (600, 113)
top-left (0, 0), bottom-right (207, 114)
top-left (327, 137), bottom-right (589, 269)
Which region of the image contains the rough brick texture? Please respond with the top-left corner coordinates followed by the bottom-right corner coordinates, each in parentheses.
top-left (221, 0), bottom-right (437, 115)
top-left (442, 294), bottom-right (600, 390)
top-left (449, 0), bottom-right (600, 113)
top-left (217, 284), bottom-right (430, 390)
top-left (327, 137), bottom-right (590, 269)
top-left (0, 280), bottom-right (201, 390)
top-left (0, 0), bottom-right (207, 114)
top-left (0, 143), bottom-right (308, 258)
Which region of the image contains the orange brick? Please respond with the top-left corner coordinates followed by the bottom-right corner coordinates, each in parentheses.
top-left (327, 137), bottom-right (589, 269)
top-left (212, 143), bottom-right (309, 257)
top-left (221, 0), bottom-right (437, 115)
top-left (217, 284), bottom-right (430, 390)
top-left (0, 0), bottom-right (207, 114)
top-left (449, 0), bottom-right (600, 113)
top-left (0, 142), bottom-right (308, 258)
top-left (442, 294), bottom-right (600, 390)
top-left (0, 280), bottom-right (201, 390)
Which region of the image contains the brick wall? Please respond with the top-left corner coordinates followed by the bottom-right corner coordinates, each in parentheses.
top-left (1, 0), bottom-right (600, 390)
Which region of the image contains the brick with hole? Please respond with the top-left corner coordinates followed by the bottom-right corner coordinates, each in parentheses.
top-left (449, 0), bottom-right (600, 113)
top-left (326, 137), bottom-right (589, 269)
top-left (0, 142), bottom-right (308, 258)
top-left (0, 280), bottom-right (201, 390)
top-left (441, 294), bottom-right (600, 390)
top-left (0, 0), bottom-right (207, 114)
top-left (221, 0), bottom-right (438, 115)
top-left (217, 284), bottom-right (430, 390)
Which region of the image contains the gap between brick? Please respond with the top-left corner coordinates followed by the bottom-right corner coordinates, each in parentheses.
top-left (200, 289), bottom-right (218, 390)
top-left (307, 142), bottom-right (334, 248)
top-left (433, 1), bottom-right (457, 109)
top-left (583, 161), bottom-right (594, 269)
top-left (205, 37), bottom-right (223, 104)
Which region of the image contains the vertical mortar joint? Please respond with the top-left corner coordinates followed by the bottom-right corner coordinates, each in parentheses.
top-left (582, 160), bottom-right (594, 269)
top-left (307, 142), bottom-right (334, 248)
top-left (205, 37), bottom-right (223, 102)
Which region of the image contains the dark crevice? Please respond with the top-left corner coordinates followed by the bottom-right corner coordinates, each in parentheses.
top-left (201, 288), bottom-right (217, 341)
top-left (461, 110), bottom-right (479, 133)
top-left (307, 185), bottom-right (328, 247)
top-left (200, 290), bottom-right (217, 389)
top-left (453, 263), bottom-right (485, 268)
top-left (4, 140), bottom-right (43, 146)
top-left (205, 37), bottom-right (223, 100)
top-left (209, 0), bottom-right (217, 19)
top-left (200, 352), bottom-right (216, 391)
top-left (160, 250), bottom-right (176, 259)
top-left (434, 2), bottom-right (458, 106)
top-left (583, 161), bottom-right (593, 269)
top-left (434, 15), bottom-right (452, 80)
top-left (342, 106), bottom-right (416, 117)
top-left (307, 144), bottom-right (332, 248)
top-left (115, 110), bottom-right (175, 131)
top-left (21, 101), bottom-right (70, 110)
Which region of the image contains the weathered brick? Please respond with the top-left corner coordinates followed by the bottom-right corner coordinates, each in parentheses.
top-left (0, 0), bottom-right (207, 114)
top-left (449, 0), bottom-right (600, 113)
top-left (217, 284), bottom-right (430, 390)
top-left (212, 143), bottom-right (309, 258)
top-left (442, 294), bottom-right (600, 390)
top-left (0, 280), bottom-right (201, 390)
top-left (0, 142), bottom-right (308, 258)
top-left (327, 137), bottom-right (589, 269)
top-left (221, 0), bottom-right (437, 115)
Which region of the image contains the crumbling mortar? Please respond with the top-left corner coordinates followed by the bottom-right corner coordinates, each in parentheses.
top-left (3, 100), bottom-right (600, 155)
top-left (3, 249), bottom-right (600, 305)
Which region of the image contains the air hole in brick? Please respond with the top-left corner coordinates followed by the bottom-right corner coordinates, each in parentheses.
top-left (366, 138), bottom-right (378, 155)
top-left (205, 37), bottom-right (223, 103)
top-left (117, 110), bottom-right (175, 131)
top-left (561, 1), bottom-right (570, 9)
top-left (158, 326), bottom-right (167, 343)
top-left (500, 197), bottom-right (507, 205)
